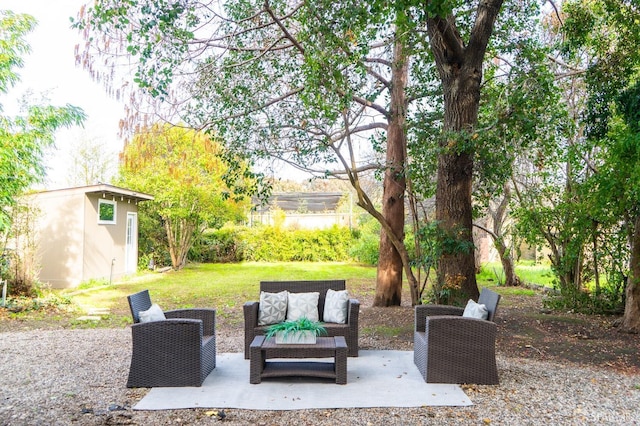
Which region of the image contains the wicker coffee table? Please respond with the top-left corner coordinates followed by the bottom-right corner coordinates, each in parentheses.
top-left (249, 335), bottom-right (347, 384)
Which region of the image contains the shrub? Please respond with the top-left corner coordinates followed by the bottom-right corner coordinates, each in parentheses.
top-left (189, 226), bottom-right (243, 263)
top-left (347, 216), bottom-right (381, 265)
top-left (192, 225), bottom-right (357, 262)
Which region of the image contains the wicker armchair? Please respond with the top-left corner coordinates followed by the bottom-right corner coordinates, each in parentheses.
top-left (126, 290), bottom-right (216, 387)
top-left (243, 280), bottom-right (360, 358)
top-left (413, 288), bottom-right (501, 385)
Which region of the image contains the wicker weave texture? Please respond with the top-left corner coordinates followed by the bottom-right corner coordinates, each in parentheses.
top-left (126, 290), bottom-right (217, 388)
top-left (413, 288), bottom-right (501, 385)
top-left (244, 280), bottom-right (359, 358)
top-left (250, 336), bottom-right (347, 384)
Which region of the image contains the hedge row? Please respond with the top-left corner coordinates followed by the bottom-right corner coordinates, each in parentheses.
top-left (189, 225), bottom-right (376, 263)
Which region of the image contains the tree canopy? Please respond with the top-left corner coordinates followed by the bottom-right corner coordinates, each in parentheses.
top-left (71, 0), bottom-right (640, 328)
top-left (117, 123), bottom-right (252, 269)
top-left (0, 10), bottom-right (85, 234)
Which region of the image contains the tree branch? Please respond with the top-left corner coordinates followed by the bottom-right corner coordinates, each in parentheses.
top-left (203, 87), bottom-right (304, 124)
top-left (466, 0), bottom-right (505, 66)
top-left (264, 0), bottom-right (305, 54)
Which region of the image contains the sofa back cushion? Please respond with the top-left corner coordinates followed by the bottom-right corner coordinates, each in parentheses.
top-left (286, 292), bottom-right (320, 321)
top-left (260, 280), bottom-right (346, 321)
top-left (258, 290), bottom-right (288, 325)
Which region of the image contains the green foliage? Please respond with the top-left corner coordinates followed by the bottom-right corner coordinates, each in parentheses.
top-left (561, 0), bottom-right (640, 139)
top-left (116, 124), bottom-right (252, 269)
top-left (265, 317), bottom-right (328, 339)
top-left (73, 0), bottom-right (199, 98)
top-left (347, 215), bottom-right (381, 265)
top-left (194, 225), bottom-right (356, 263)
top-left (2, 291), bottom-right (74, 314)
top-left (542, 1), bottom-right (640, 318)
top-left (421, 276), bottom-right (466, 306)
top-left (189, 226), bottom-right (242, 263)
top-left (413, 220), bottom-right (475, 303)
top-left (543, 285), bottom-right (624, 315)
top-left (0, 11), bottom-right (85, 233)
top-left (415, 221), bottom-right (474, 265)
top-left (476, 261), bottom-right (555, 288)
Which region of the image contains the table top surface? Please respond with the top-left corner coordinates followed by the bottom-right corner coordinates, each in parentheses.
top-left (258, 336), bottom-right (340, 349)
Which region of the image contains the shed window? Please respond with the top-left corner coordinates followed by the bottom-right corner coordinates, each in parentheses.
top-left (98, 199), bottom-right (117, 224)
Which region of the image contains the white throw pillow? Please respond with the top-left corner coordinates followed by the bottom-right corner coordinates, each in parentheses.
top-left (462, 299), bottom-right (489, 320)
top-left (258, 291), bottom-right (288, 326)
top-left (286, 292), bottom-right (320, 322)
top-left (138, 303), bottom-right (166, 323)
top-left (323, 289), bottom-right (349, 324)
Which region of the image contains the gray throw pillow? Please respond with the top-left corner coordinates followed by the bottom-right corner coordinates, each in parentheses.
top-left (286, 292), bottom-right (320, 322)
top-left (323, 289), bottom-right (349, 324)
top-left (462, 299), bottom-right (489, 320)
top-left (139, 303), bottom-right (166, 323)
top-left (258, 291), bottom-right (288, 325)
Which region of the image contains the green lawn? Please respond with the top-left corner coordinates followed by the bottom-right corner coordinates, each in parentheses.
top-left (8, 260), bottom-right (553, 328)
top-left (59, 262), bottom-right (378, 326)
top-left (476, 261), bottom-right (554, 288)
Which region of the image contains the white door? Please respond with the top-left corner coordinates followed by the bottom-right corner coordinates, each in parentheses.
top-left (125, 212), bottom-right (138, 274)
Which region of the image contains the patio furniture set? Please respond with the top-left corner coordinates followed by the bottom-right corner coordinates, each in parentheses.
top-left (126, 282), bottom-right (501, 388)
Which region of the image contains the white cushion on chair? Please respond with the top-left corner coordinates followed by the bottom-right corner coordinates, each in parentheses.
top-left (258, 291), bottom-right (288, 325)
top-left (139, 303), bottom-right (166, 323)
top-left (462, 299), bottom-right (489, 320)
top-left (286, 292), bottom-right (320, 322)
top-left (323, 289), bottom-right (349, 324)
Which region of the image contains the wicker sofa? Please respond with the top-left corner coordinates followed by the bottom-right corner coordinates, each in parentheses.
top-left (126, 289), bottom-right (217, 387)
top-left (413, 288), bottom-right (501, 385)
top-left (243, 280), bottom-right (360, 358)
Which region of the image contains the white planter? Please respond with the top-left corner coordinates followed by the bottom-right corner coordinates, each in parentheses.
top-left (275, 330), bottom-right (317, 344)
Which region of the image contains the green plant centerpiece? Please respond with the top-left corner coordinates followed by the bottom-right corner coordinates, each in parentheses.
top-left (265, 317), bottom-right (328, 344)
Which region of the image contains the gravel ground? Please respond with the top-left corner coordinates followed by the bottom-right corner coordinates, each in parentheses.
top-left (1, 326), bottom-right (639, 426)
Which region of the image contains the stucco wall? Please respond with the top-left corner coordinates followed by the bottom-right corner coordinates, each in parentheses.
top-left (29, 186), bottom-right (145, 288)
top-left (82, 194), bottom-right (136, 285)
top-left (33, 190), bottom-right (85, 288)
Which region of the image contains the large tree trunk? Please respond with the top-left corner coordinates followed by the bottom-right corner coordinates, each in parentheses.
top-left (621, 215), bottom-right (640, 333)
top-left (427, 1), bottom-right (504, 302)
top-left (374, 36), bottom-right (408, 307)
top-left (436, 150), bottom-right (479, 301)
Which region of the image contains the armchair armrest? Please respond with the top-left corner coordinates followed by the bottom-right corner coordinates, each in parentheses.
top-left (347, 298), bottom-right (360, 324)
top-left (424, 315), bottom-right (497, 345)
top-left (243, 301), bottom-right (259, 359)
top-left (414, 304), bottom-right (464, 332)
top-left (131, 319), bottom-right (204, 348)
top-left (165, 308), bottom-right (216, 336)
top-left (243, 301), bottom-right (259, 327)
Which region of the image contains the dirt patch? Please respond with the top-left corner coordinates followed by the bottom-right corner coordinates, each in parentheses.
top-left (495, 291), bottom-right (640, 374)
top-left (354, 290), bottom-right (640, 375)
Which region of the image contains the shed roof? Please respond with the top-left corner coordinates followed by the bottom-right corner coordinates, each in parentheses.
top-left (32, 184), bottom-right (154, 203)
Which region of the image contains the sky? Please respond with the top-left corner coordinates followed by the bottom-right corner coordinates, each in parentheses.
top-left (3, 0), bottom-right (124, 189)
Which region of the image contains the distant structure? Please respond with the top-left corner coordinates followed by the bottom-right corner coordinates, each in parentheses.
top-left (250, 192), bottom-right (356, 229)
top-left (24, 184), bottom-right (153, 288)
